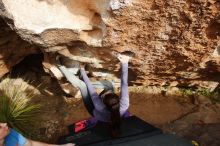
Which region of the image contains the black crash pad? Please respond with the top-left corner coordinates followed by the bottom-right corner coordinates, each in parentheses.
top-left (87, 134), bottom-right (194, 146)
top-left (58, 116), bottom-right (193, 146)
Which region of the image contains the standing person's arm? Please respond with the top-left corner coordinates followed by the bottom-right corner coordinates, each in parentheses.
top-left (4, 128), bottom-right (74, 146)
top-left (80, 68), bottom-right (106, 112)
top-left (117, 54), bottom-right (130, 113)
top-left (24, 140), bottom-right (74, 146)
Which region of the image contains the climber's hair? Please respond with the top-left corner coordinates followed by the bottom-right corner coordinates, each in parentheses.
top-left (99, 90), bottom-right (121, 138)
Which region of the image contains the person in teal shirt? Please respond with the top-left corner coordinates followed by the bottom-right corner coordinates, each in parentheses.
top-left (0, 123), bottom-right (75, 146)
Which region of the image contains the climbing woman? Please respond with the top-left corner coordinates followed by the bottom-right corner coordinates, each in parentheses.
top-left (79, 53), bottom-right (130, 138)
top-left (56, 52), bottom-right (131, 138)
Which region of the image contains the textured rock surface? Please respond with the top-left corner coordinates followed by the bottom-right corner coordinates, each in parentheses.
top-left (0, 0), bottom-right (220, 89)
top-left (0, 0), bottom-right (109, 47)
top-left (0, 17), bottom-right (38, 78)
top-left (104, 0), bottom-right (220, 86)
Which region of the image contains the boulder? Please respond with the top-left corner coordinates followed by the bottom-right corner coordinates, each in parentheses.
top-left (0, 0), bottom-right (219, 90)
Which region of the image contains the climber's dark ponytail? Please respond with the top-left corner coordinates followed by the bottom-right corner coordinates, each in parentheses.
top-left (100, 91), bottom-right (121, 138)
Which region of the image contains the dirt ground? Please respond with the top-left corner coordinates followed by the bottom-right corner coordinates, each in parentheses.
top-left (6, 55), bottom-right (220, 146)
top-left (33, 85), bottom-right (220, 146)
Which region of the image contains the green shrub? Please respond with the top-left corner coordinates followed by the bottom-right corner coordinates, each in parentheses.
top-left (178, 87), bottom-right (219, 104)
top-left (179, 88), bottom-right (195, 96)
top-left (0, 78), bottom-right (41, 137)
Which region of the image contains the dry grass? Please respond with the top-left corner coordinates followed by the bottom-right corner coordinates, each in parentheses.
top-left (0, 77), bottom-right (41, 137)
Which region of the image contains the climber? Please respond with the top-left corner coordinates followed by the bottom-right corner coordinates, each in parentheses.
top-left (0, 122), bottom-right (75, 146)
top-left (56, 52), bottom-right (131, 138)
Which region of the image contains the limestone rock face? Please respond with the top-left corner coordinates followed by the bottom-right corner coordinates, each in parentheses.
top-left (0, 0), bottom-right (220, 90)
top-left (0, 0), bottom-right (109, 47)
top-left (105, 0), bottom-right (220, 86)
top-left (0, 17), bottom-right (38, 78)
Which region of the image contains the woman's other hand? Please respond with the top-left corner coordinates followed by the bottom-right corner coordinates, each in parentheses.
top-left (80, 63), bottom-right (86, 69)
